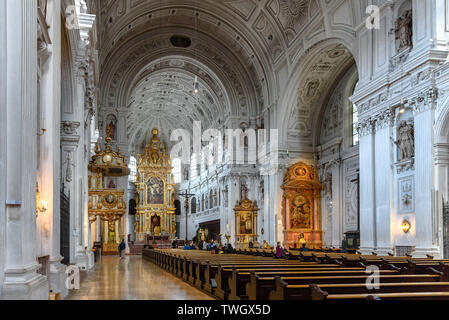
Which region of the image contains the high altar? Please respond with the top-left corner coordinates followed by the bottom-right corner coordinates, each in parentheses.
top-left (135, 129), bottom-right (176, 241)
top-left (88, 126), bottom-right (129, 254)
top-left (281, 162), bottom-right (323, 249)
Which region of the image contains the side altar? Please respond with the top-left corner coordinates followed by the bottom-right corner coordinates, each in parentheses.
top-left (281, 162), bottom-right (323, 249)
top-left (88, 126), bottom-right (130, 255)
top-left (135, 129), bottom-right (176, 241)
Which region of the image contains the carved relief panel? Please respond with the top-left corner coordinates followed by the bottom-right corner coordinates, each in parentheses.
top-left (399, 177), bottom-right (414, 213)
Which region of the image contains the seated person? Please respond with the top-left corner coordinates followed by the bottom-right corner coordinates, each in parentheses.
top-left (262, 240), bottom-right (270, 249)
top-left (189, 241), bottom-right (196, 250)
top-left (183, 244), bottom-right (191, 250)
top-left (225, 243), bottom-right (234, 254)
top-left (248, 241), bottom-right (254, 248)
top-left (299, 243), bottom-right (309, 252)
top-left (275, 242), bottom-right (284, 259)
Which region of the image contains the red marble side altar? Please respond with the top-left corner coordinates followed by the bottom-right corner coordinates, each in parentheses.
top-left (281, 162), bottom-right (323, 249)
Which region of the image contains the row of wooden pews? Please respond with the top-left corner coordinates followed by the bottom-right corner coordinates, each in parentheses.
top-left (143, 248), bottom-right (449, 300)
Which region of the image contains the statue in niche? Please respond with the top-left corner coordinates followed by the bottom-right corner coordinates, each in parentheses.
top-left (241, 183), bottom-right (248, 200)
top-left (395, 121), bottom-right (415, 160)
top-left (184, 168), bottom-right (189, 181)
top-left (106, 114), bottom-right (117, 140)
top-left (395, 10), bottom-right (413, 51)
top-left (259, 180), bottom-right (264, 201)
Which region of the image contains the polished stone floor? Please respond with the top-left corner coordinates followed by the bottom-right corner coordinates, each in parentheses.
top-left (66, 256), bottom-right (214, 300)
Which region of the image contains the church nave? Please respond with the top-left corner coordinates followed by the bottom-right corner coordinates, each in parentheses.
top-left (67, 256), bottom-right (212, 300)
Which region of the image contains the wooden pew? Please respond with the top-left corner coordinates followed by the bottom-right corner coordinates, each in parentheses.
top-left (310, 282), bottom-right (449, 300)
top-left (223, 267), bottom-right (382, 300)
top-left (269, 276), bottom-right (449, 300)
top-left (247, 273), bottom-right (440, 300)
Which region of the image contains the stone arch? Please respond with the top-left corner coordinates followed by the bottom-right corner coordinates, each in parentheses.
top-left (278, 39), bottom-right (359, 151)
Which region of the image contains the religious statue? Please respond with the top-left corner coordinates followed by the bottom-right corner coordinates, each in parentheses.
top-left (259, 180), bottom-right (264, 201)
top-left (395, 121), bottom-right (414, 160)
top-left (184, 168), bottom-right (189, 181)
top-left (106, 121), bottom-right (116, 140)
top-left (151, 214), bottom-right (161, 234)
top-left (241, 183), bottom-right (248, 200)
top-left (108, 180), bottom-right (116, 189)
top-left (395, 10), bottom-right (413, 52)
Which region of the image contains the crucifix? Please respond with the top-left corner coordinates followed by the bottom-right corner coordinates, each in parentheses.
top-left (178, 191), bottom-right (195, 242)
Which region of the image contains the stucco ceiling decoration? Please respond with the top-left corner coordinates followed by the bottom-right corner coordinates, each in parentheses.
top-left (288, 44), bottom-right (355, 141)
top-left (98, 1), bottom-right (272, 105)
top-left (266, 0), bottom-right (321, 46)
top-left (98, 4), bottom-right (277, 153)
top-left (126, 57), bottom-right (228, 152)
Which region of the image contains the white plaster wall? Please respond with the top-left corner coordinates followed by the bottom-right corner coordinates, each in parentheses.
top-left (0, 0), bottom-right (6, 298)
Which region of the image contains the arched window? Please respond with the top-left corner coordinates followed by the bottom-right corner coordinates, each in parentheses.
top-left (190, 153), bottom-right (198, 179)
top-left (172, 158), bottom-right (181, 184)
top-left (129, 156), bottom-right (137, 182)
top-left (191, 197), bottom-right (197, 214)
top-left (352, 82), bottom-right (359, 146)
top-left (201, 149), bottom-right (206, 173)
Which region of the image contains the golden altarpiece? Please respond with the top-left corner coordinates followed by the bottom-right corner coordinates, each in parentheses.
top-left (88, 127), bottom-right (129, 254)
top-left (281, 162), bottom-right (323, 249)
top-left (135, 129), bottom-right (176, 241)
top-left (234, 192), bottom-right (259, 249)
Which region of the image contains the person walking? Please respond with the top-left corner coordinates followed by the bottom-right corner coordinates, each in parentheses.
top-left (118, 239), bottom-right (126, 259)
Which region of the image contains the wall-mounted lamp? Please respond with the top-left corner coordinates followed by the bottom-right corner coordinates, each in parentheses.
top-left (36, 182), bottom-right (48, 216)
top-left (401, 219), bottom-right (411, 233)
top-left (37, 119), bottom-right (47, 136)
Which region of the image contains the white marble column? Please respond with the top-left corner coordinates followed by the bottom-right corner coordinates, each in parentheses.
top-left (330, 161), bottom-right (343, 248)
top-left (414, 106), bottom-right (439, 257)
top-left (228, 175), bottom-right (239, 245)
top-left (373, 118), bottom-right (393, 255)
top-left (61, 127), bottom-right (80, 264)
top-left (0, 0), bottom-right (7, 298)
top-left (359, 121), bottom-right (376, 254)
top-left (267, 168), bottom-right (284, 246)
top-left (434, 143), bottom-right (449, 258)
top-left (38, 0), bottom-right (68, 298)
top-left (2, 0), bottom-right (48, 300)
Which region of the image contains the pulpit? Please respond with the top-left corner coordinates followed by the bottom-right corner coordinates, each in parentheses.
top-left (88, 125), bottom-right (129, 255)
top-left (281, 162), bottom-right (323, 249)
